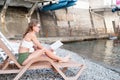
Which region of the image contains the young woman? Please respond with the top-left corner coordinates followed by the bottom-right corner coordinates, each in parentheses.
top-left (17, 19), bottom-right (70, 65)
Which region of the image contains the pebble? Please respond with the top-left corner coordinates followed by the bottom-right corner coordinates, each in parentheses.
top-left (0, 42), bottom-right (119, 80)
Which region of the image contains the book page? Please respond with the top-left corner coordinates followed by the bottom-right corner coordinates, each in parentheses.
top-left (50, 40), bottom-right (63, 50)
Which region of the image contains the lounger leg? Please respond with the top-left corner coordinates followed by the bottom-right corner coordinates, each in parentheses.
top-left (14, 58), bottom-right (51, 80)
top-left (73, 64), bottom-right (86, 80)
top-left (2, 61), bottom-right (9, 70)
top-left (13, 62), bottom-right (32, 80)
top-left (51, 62), bottom-right (86, 80)
top-left (50, 62), bottom-right (68, 80)
top-left (62, 67), bottom-right (68, 73)
top-left (52, 66), bottom-right (58, 73)
top-left (2, 57), bottom-right (9, 70)
top-left (14, 57), bottom-right (85, 80)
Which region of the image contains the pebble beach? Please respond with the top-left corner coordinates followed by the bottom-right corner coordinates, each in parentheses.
top-left (0, 42), bottom-right (120, 80)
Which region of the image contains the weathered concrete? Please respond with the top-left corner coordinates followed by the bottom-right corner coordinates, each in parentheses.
top-left (38, 34), bottom-right (109, 43)
top-left (0, 0), bottom-right (118, 38)
top-left (0, 0), bottom-right (32, 8)
top-left (89, 0), bottom-right (119, 34)
top-left (0, 0), bottom-right (93, 37)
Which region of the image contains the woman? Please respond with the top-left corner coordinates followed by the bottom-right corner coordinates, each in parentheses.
top-left (17, 19), bottom-right (70, 65)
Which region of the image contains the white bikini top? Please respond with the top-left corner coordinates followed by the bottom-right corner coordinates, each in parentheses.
top-left (21, 40), bottom-right (34, 49)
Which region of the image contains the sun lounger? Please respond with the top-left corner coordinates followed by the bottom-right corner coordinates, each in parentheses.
top-left (0, 33), bottom-right (85, 80)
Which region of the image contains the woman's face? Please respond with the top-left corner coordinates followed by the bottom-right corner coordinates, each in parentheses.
top-left (33, 24), bottom-right (40, 32)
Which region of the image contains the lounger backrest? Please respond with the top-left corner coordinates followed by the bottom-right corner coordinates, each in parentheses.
top-left (0, 32), bottom-right (15, 53)
top-left (0, 32), bottom-right (19, 60)
top-left (0, 32), bottom-right (21, 68)
top-left (0, 39), bottom-right (21, 68)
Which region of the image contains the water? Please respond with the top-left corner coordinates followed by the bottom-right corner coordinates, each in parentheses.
top-left (62, 39), bottom-right (120, 73)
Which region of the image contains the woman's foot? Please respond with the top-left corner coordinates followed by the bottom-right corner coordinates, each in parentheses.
top-left (59, 55), bottom-right (71, 63)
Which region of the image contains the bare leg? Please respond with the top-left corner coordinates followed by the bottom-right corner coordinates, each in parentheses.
top-left (22, 50), bottom-right (44, 65)
top-left (22, 48), bottom-right (70, 65)
top-left (44, 49), bottom-right (70, 62)
top-left (58, 55), bottom-right (70, 62)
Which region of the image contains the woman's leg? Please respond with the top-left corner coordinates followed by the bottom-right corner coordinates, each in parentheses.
top-left (22, 50), bottom-right (44, 65)
top-left (22, 48), bottom-right (70, 65)
top-left (44, 49), bottom-right (70, 62)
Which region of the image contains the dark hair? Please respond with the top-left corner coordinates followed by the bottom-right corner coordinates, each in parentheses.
top-left (23, 19), bottom-right (39, 38)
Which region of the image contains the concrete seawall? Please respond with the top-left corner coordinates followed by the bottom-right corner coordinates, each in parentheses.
top-left (38, 34), bottom-right (109, 43)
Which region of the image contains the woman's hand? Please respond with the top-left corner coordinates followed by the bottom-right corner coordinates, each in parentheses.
top-left (33, 45), bottom-right (38, 50)
top-left (33, 45), bottom-right (43, 50)
top-left (41, 48), bottom-right (45, 51)
top-left (49, 48), bottom-right (54, 52)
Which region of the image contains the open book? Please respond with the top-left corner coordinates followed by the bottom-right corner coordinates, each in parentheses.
top-left (50, 40), bottom-right (63, 50)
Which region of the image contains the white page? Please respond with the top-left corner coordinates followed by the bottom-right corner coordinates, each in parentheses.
top-left (50, 40), bottom-right (63, 50)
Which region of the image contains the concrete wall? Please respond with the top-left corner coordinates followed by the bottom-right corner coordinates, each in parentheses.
top-left (40, 6), bottom-right (91, 37)
top-left (1, 0), bottom-right (118, 38)
top-left (0, 7), bottom-right (28, 37)
top-left (89, 0), bottom-right (120, 34)
top-left (0, 0), bottom-right (92, 38)
top-left (89, 0), bottom-right (104, 8)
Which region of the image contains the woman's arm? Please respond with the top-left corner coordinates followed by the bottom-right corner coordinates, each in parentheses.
top-left (31, 33), bottom-right (54, 52)
top-left (31, 34), bottom-right (44, 49)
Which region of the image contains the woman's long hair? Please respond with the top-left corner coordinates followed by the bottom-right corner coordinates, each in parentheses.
top-left (23, 19), bottom-right (39, 38)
